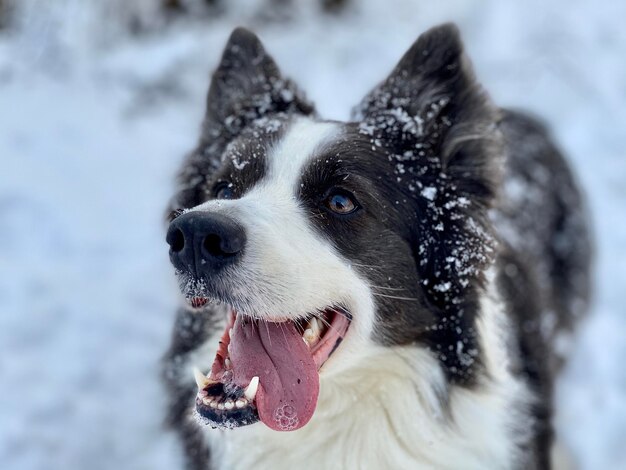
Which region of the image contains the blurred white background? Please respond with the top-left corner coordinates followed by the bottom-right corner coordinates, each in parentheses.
top-left (0, 0), bottom-right (624, 468)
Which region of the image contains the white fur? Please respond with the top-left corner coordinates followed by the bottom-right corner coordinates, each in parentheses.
top-left (181, 119), bottom-right (534, 469)
top-left (194, 271), bottom-right (532, 470)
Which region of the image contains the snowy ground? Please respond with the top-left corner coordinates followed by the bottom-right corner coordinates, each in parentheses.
top-left (1, 1), bottom-right (625, 468)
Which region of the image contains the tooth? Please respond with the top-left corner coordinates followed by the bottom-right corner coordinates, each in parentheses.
top-left (225, 358), bottom-right (232, 369)
top-left (218, 403), bottom-right (225, 410)
top-left (199, 390), bottom-right (208, 398)
top-left (193, 367), bottom-right (210, 389)
top-left (310, 317), bottom-right (322, 336)
top-left (224, 399), bottom-right (234, 410)
top-left (304, 317), bottom-right (322, 341)
top-left (235, 399), bottom-right (246, 408)
top-left (229, 328), bottom-right (233, 338)
top-left (244, 376), bottom-right (259, 401)
top-left (202, 397), bottom-right (211, 406)
top-left (303, 320), bottom-right (321, 346)
top-left (303, 329), bottom-right (314, 346)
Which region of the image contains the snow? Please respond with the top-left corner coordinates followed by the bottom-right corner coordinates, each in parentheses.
top-left (1, 0), bottom-right (625, 468)
top-left (421, 186), bottom-right (437, 201)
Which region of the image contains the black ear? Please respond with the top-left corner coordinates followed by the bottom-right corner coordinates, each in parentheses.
top-left (168, 28), bottom-right (314, 216)
top-left (354, 23), bottom-right (501, 210)
top-left (355, 24), bottom-right (503, 381)
top-left (203, 27), bottom-right (314, 140)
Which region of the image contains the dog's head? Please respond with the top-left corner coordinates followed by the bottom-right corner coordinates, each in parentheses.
top-left (165, 25), bottom-right (501, 432)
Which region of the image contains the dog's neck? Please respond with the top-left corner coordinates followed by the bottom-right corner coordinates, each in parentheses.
top-left (205, 294), bottom-right (533, 470)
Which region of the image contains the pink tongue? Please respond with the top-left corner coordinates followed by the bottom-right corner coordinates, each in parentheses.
top-left (229, 315), bottom-right (319, 431)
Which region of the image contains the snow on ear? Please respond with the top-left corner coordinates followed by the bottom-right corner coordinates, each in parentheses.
top-left (355, 24), bottom-right (504, 352)
top-left (203, 27), bottom-right (314, 142)
top-left (353, 23), bottom-right (501, 210)
top-left (166, 28), bottom-right (314, 217)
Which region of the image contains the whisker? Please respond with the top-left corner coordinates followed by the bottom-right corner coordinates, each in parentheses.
top-left (263, 319), bottom-right (272, 347)
top-left (349, 262), bottom-right (385, 270)
top-left (372, 292), bottom-right (420, 301)
top-left (370, 285), bottom-right (408, 291)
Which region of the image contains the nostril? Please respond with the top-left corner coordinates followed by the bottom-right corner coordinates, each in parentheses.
top-left (203, 234), bottom-right (226, 257)
top-left (169, 228), bottom-right (185, 253)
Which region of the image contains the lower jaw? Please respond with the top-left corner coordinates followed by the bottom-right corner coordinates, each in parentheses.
top-left (195, 385), bottom-right (260, 429)
top-left (191, 307), bottom-right (351, 431)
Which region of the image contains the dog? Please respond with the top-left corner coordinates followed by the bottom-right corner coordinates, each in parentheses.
top-left (161, 24), bottom-right (591, 469)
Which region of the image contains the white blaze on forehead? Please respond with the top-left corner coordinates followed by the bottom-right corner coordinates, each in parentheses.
top-left (264, 117), bottom-right (340, 193)
top-left (234, 117), bottom-right (353, 317)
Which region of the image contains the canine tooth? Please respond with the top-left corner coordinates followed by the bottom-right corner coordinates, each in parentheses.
top-left (305, 317), bottom-right (322, 338)
top-left (303, 322), bottom-right (321, 346)
top-left (225, 358), bottom-right (232, 369)
top-left (224, 400), bottom-right (234, 410)
top-left (244, 376), bottom-right (259, 401)
top-left (229, 328), bottom-right (233, 337)
top-left (193, 367), bottom-right (211, 389)
top-left (303, 329), bottom-right (314, 346)
top-left (199, 390), bottom-right (208, 398)
top-left (235, 399), bottom-right (246, 408)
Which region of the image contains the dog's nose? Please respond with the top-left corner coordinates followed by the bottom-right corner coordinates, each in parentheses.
top-left (166, 211), bottom-right (246, 275)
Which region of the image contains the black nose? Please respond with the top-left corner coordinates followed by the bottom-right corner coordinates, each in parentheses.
top-left (166, 211), bottom-right (246, 276)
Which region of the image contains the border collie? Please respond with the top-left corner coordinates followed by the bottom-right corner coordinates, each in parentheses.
top-left (162, 24), bottom-right (591, 469)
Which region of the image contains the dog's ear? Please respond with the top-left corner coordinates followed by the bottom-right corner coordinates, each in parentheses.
top-left (202, 27), bottom-right (315, 141)
top-left (355, 24), bottom-right (503, 362)
top-left (353, 23), bottom-right (501, 210)
top-left (167, 28), bottom-right (314, 217)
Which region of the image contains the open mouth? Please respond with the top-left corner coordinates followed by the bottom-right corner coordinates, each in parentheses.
top-left (192, 305), bottom-right (351, 431)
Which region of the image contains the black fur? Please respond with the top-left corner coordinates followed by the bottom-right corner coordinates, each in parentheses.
top-left (162, 308), bottom-right (220, 470)
top-left (348, 23), bottom-right (502, 384)
top-left (490, 110), bottom-right (592, 467)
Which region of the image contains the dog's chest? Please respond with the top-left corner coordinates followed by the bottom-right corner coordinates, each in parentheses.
top-left (199, 348), bottom-right (526, 470)
top-left (202, 373), bottom-right (425, 469)
top-left (205, 411), bottom-right (421, 470)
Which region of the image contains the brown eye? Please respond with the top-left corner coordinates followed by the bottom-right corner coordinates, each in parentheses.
top-left (214, 182), bottom-right (234, 200)
top-left (324, 190), bottom-right (359, 215)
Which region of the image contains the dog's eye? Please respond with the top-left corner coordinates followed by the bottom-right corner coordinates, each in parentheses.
top-left (214, 182), bottom-right (234, 200)
top-left (324, 190), bottom-right (359, 215)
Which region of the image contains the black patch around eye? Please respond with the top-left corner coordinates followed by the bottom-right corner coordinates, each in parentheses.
top-left (297, 124), bottom-right (486, 387)
top-left (202, 120), bottom-right (290, 203)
